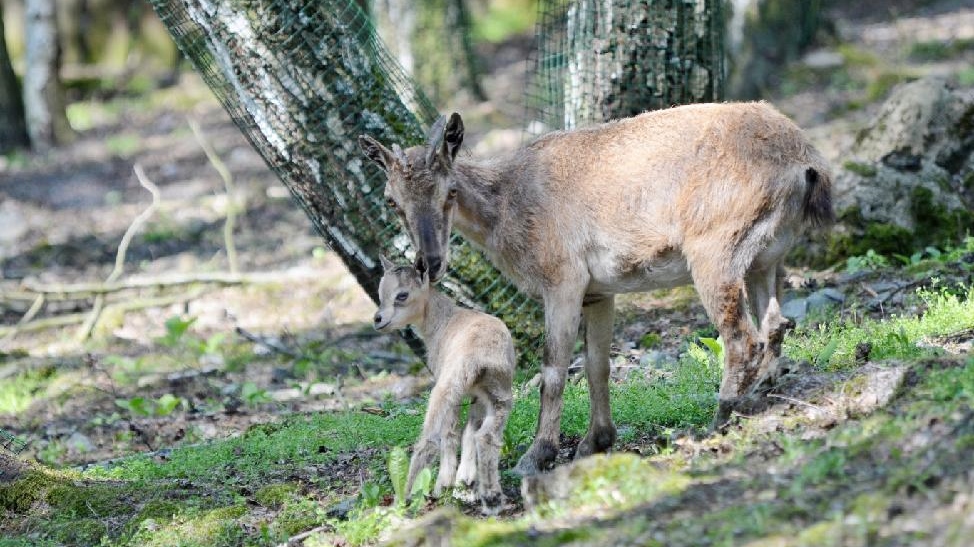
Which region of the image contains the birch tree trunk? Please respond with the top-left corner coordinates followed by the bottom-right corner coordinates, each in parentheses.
top-left (0, 2), bottom-right (29, 153)
top-left (23, 0), bottom-right (73, 150)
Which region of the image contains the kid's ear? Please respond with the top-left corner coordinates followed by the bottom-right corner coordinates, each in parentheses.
top-left (379, 255), bottom-right (395, 271)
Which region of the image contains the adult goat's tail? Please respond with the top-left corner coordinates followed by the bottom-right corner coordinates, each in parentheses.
top-left (803, 167), bottom-right (834, 228)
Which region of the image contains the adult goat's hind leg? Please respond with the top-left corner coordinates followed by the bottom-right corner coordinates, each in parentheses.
top-left (689, 253), bottom-right (761, 425)
top-left (576, 296), bottom-right (617, 459)
top-left (746, 263), bottom-right (794, 392)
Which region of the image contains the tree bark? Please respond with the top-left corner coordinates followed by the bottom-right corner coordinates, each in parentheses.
top-left (23, 0), bottom-right (73, 150)
top-left (0, 2), bottom-right (29, 153)
top-left (534, 0), bottom-right (724, 133)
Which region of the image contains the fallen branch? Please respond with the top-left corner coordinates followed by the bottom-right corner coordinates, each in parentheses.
top-left (0, 289), bottom-right (208, 339)
top-left (234, 326), bottom-right (301, 358)
top-left (188, 117), bottom-right (239, 274)
top-left (76, 164), bottom-right (162, 342)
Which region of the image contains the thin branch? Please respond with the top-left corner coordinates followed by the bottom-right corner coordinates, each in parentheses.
top-left (76, 164), bottom-right (161, 342)
top-left (188, 117), bottom-right (239, 274)
top-left (234, 326), bottom-right (301, 358)
top-left (766, 393), bottom-right (825, 411)
top-left (1, 289), bottom-right (208, 338)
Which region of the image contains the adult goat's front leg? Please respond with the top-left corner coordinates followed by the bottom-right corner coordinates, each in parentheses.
top-left (514, 283), bottom-right (585, 476)
top-left (576, 296), bottom-right (617, 459)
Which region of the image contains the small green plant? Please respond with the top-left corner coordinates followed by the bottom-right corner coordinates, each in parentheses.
top-left (845, 249), bottom-right (889, 274)
top-left (115, 394), bottom-right (186, 417)
top-left (156, 316), bottom-right (197, 347)
top-left (240, 382), bottom-right (272, 406)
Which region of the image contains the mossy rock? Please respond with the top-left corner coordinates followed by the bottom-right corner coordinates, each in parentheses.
top-left (0, 469), bottom-right (62, 513)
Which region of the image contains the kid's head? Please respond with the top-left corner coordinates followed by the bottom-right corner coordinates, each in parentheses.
top-left (373, 256), bottom-right (430, 331)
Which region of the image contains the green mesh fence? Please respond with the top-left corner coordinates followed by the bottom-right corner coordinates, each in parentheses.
top-left (528, 0), bottom-right (725, 134)
top-left (148, 0), bottom-right (543, 360)
top-left (0, 428), bottom-right (26, 455)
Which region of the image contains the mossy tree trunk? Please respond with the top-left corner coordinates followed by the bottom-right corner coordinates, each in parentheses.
top-left (0, 2), bottom-right (29, 153)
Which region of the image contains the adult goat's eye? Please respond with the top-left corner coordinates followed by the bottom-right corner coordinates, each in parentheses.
top-left (386, 197), bottom-right (398, 210)
top-left (447, 188), bottom-right (458, 200)
top-left (395, 292), bottom-right (408, 303)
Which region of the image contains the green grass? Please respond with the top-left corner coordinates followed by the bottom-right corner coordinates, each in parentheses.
top-left (785, 284), bottom-right (974, 370)
top-left (86, 410), bottom-right (425, 484)
top-left (0, 367), bottom-right (57, 415)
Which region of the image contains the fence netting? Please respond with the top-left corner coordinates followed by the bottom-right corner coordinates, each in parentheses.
top-left (148, 0), bottom-right (723, 363)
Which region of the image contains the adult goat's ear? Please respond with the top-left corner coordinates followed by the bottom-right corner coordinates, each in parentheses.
top-left (359, 135), bottom-right (395, 172)
top-left (379, 254), bottom-right (396, 272)
top-left (444, 112), bottom-right (464, 162)
top-left (426, 116), bottom-right (447, 169)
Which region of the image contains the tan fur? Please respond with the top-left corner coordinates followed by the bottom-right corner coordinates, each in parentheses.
top-left (373, 257), bottom-right (514, 513)
top-left (360, 101), bottom-right (834, 476)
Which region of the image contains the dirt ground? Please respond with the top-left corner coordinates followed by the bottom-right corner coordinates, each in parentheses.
top-left (1, 0), bottom-right (973, 518)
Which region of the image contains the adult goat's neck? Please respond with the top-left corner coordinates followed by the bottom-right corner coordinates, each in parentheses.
top-left (450, 154), bottom-right (523, 249)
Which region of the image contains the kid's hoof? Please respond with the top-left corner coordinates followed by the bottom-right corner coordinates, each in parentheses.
top-left (514, 441), bottom-right (558, 476)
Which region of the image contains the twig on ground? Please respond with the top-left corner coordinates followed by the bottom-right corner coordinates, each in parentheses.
top-left (280, 524), bottom-right (333, 546)
top-left (767, 393), bottom-right (825, 411)
top-left (76, 164), bottom-right (162, 342)
top-left (188, 117), bottom-right (239, 274)
top-left (234, 326), bottom-right (301, 358)
top-left (0, 289), bottom-right (208, 339)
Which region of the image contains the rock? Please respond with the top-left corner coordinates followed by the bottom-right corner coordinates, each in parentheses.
top-left (828, 77), bottom-right (974, 262)
top-left (807, 288), bottom-right (845, 312)
top-left (66, 432), bottom-right (95, 455)
top-left (782, 298), bottom-right (809, 322)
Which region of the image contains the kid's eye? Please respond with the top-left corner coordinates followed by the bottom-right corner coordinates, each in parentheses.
top-left (395, 292), bottom-right (408, 303)
top-left (447, 188), bottom-right (458, 199)
top-left (386, 197), bottom-right (398, 210)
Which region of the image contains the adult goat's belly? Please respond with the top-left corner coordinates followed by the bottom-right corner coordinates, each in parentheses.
top-left (586, 247), bottom-right (692, 294)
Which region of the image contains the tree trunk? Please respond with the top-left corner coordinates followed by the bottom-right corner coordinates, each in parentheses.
top-left (0, 2), bottom-right (29, 153)
top-left (532, 0), bottom-right (724, 133)
top-left (23, 0), bottom-right (73, 150)
top-left (726, 0), bottom-right (825, 99)
top-left (148, 0), bottom-right (543, 360)
top-left (371, 0), bottom-right (485, 105)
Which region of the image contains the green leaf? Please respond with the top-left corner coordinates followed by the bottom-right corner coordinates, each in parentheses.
top-left (387, 446), bottom-right (410, 506)
top-left (154, 394), bottom-right (182, 416)
top-left (409, 467), bottom-right (433, 500)
top-left (815, 338), bottom-right (840, 368)
top-left (361, 482), bottom-right (382, 509)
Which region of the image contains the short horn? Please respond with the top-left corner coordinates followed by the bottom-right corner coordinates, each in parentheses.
top-left (426, 116), bottom-right (447, 167)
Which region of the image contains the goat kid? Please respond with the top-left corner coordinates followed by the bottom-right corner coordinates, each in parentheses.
top-left (360, 102), bottom-right (833, 476)
top-left (373, 257), bottom-right (514, 513)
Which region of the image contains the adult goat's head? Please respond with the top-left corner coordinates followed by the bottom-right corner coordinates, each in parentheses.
top-left (359, 113), bottom-right (465, 282)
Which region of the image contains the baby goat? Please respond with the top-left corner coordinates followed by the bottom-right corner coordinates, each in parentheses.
top-left (373, 256), bottom-right (514, 513)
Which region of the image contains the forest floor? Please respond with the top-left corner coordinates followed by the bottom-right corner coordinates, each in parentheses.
top-left (2, 1), bottom-right (974, 546)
